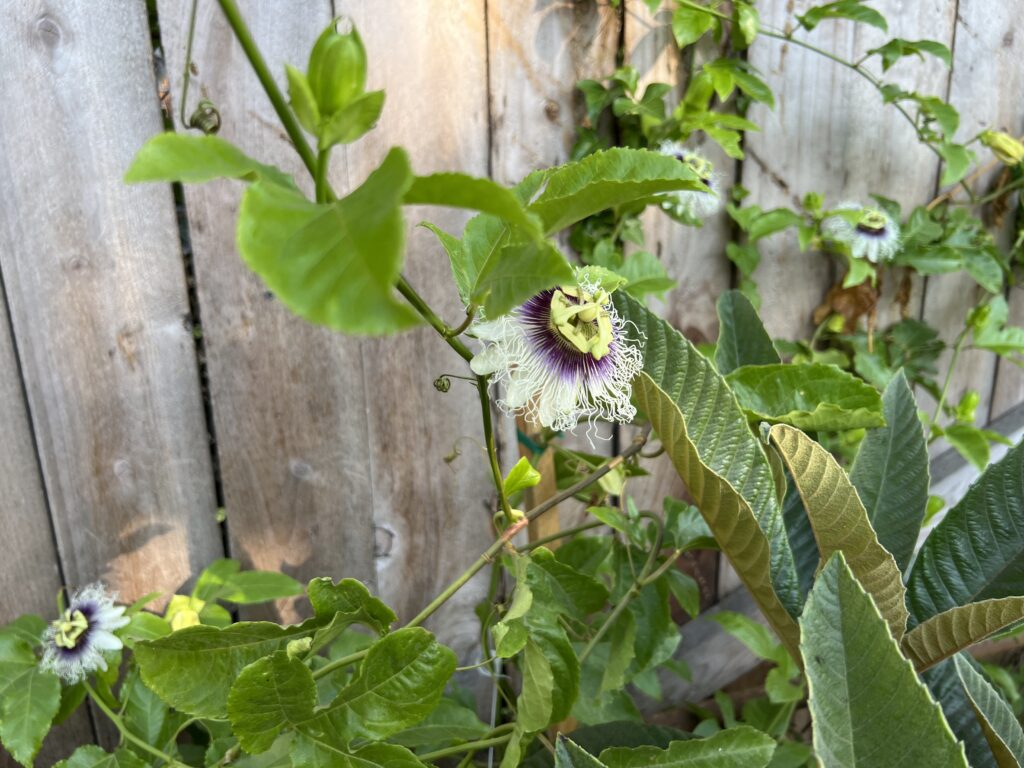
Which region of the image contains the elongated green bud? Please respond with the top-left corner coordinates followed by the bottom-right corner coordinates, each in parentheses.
top-left (980, 130), bottom-right (1024, 166)
top-left (307, 17), bottom-right (367, 118)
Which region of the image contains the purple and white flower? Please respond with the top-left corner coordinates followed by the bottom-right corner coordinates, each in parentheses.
top-left (657, 141), bottom-right (721, 219)
top-left (469, 278), bottom-right (643, 432)
top-left (42, 583), bottom-right (129, 683)
top-left (822, 202), bottom-right (901, 264)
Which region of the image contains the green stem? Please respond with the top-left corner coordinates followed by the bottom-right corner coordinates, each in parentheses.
top-left (315, 148), bottom-right (331, 203)
top-left (420, 733), bottom-right (513, 762)
top-left (517, 520), bottom-right (605, 552)
top-left (86, 683), bottom-right (184, 766)
top-left (311, 648), bottom-right (368, 681)
top-left (930, 325), bottom-right (969, 432)
top-left (394, 278), bottom-right (474, 362)
top-left (478, 376), bottom-right (515, 524)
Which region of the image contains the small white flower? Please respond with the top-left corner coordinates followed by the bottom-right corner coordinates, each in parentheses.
top-left (469, 277), bottom-right (643, 432)
top-left (822, 202), bottom-right (901, 264)
top-left (657, 142), bottom-right (721, 219)
top-left (42, 583), bottom-right (129, 683)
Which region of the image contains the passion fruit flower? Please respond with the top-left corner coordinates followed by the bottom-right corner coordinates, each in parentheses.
top-left (41, 583), bottom-right (129, 683)
top-left (469, 277), bottom-right (643, 432)
top-left (657, 141), bottom-right (721, 219)
top-left (822, 202), bottom-right (901, 264)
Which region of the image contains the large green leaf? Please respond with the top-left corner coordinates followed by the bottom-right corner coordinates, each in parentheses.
top-left (306, 577), bottom-right (396, 653)
top-left (124, 132), bottom-right (293, 187)
top-left (517, 640), bottom-right (555, 732)
top-left (903, 597), bottom-right (1024, 670)
top-left (227, 651), bottom-right (316, 754)
top-left (801, 554), bottom-right (967, 767)
top-left (612, 293), bottom-right (801, 656)
top-left (714, 289), bottom-right (780, 375)
top-left (769, 424), bottom-right (908, 641)
top-left (925, 657), bottom-right (1000, 768)
top-left (907, 439), bottom-right (1024, 625)
top-left (599, 727), bottom-right (777, 767)
top-left (405, 174), bottom-right (543, 238)
top-left (0, 634), bottom-right (60, 767)
top-left (472, 239), bottom-right (575, 318)
top-left (135, 619), bottom-right (322, 718)
top-left (849, 371), bottom-right (929, 574)
top-left (237, 147), bottom-right (420, 335)
top-left (120, 670), bottom-right (184, 761)
top-left (54, 746), bottom-right (148, 768)
top-left (726, 363), bottom-right (884, 432)
top-left (955, 654), bottom-right (1024, 767)
top-left (527, 148), bottom-right (703, 234)
top-left (388, 698), bottom-right (489, 748)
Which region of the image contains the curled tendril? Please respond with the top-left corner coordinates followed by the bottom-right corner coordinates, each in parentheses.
top-left (433, 375), bottom-right (452, 393)
top-left (187, 99), bottom-right (221, 135)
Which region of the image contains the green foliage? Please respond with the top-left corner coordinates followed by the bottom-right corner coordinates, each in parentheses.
top-left (598, 726), bottom-right (778, 767)
top-left (797, 1), bottom-right (888, 33)
top-left (714, 290), bottom-right (780, 375)
top-left (0, 629), bottom-right (60, 767)
top-left (55, 746), bottom-right (148, 768)
top-left (193, 559), bottom-right (304, 605)
top-left (124, 133), bottom-right (293, 186)
top-left (955, 655), bottom-right (1024, 767)
top-left (867, 39), bottom-right (952, 71)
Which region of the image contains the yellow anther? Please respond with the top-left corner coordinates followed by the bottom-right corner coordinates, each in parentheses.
top-left (54, 609), bottom-right (89, 649)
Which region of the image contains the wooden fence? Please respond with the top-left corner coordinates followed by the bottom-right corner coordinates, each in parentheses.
top-left (1, 0), bottom-right (1022, 759)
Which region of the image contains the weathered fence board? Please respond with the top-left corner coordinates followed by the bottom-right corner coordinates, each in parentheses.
top-left (0, 1), bottom-right (222, 605)
top-left (158, 0), bottom-right (378, 622)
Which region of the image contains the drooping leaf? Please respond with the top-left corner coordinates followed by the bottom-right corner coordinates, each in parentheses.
top-left (193, 559), bottom-right (303, 605)
top-left (955, 654), bottom-right (1024, 767)
top-left (237, 147), bottom-right (421, 335)
top-left (527, 148), bottom-right (702, 235)
top-left (727, 364), bottom-right (884, 432)
top-left (124, 132), bottom-right (293, 187)
top-left (0, 633), bottom-right (61, 767)
top-left (517, 639), bottom-right (555, 732)
top-left (612, 292), bottom-right (801, 657)
top-left (902, 597), bottom-right (1024, 670)
top-left (135, 619), bottom-right (323, 718)
top-left (867, 39), bottom-right (952, 71)
top-left (54, 746), bottom-right (148, 768)
top-left (801, 554), bottom-right (968, 767)
top-left (849, 371), bottom-right (929, 573)
top-left (770, 424), bottom-right (908, 641)
top-left (714, 289), bottom-right (780, 375)
top-left (405, 174), bottom-right (543, 238)
top-left (599, 726), bottom-right (777, 767)
top-left (797, 0), bottom-right (888, 32)
top-left (906, 439), bottom-right (1024, 625)
top-left (120, 670), bottom-right (184, 760)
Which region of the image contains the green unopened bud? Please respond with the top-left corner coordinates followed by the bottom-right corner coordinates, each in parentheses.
top-left (287, 637), bottom-right (313, 660)
top-left (980, 130), bottom-right (1024, 166)
top-left (955, 390), bottom-right (980, 423)
top-left (825, 314), bottom-right (846, 333)
top-left (170, 609), bottom-right (201, 631)
top-left (307, 17), bottom-right (367, 118)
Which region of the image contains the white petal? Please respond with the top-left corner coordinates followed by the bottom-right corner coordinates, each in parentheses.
top-left (469, 345), bottom-right (505, 375)
top-left (90, 630), bottom-right (124, 652)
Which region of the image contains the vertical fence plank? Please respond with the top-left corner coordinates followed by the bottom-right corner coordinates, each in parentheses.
top-left (956, 0), bottom-right (1024, 421)
top-left (158, 0), bottom-right (378, 621)
top-left (746, 0), bottom-right (954, 341)
top-left (488, 0), bottom-right (621, 531)
top-left (0, 295), bottom-right (93, 764)
top-left (0, 3), bottom-right (221, 603)
top-left (337, 1), bottom-right (495, 661)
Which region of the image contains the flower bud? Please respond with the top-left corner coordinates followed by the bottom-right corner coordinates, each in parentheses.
top-left (307, 17), bottom-right (367, 118)
top-left (980, 130), bottom-right (1024, 166)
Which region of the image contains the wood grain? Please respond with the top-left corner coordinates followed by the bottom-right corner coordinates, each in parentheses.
top-left (0, 2), bottom-right (222, 604)
top-left (746, 0), bottom-right (954, 341)
top-left (157, 0), bottom-right (377, 622)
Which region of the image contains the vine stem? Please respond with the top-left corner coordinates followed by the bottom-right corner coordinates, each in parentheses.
top-left (930, 324), bottom-right (969, 432)
top-left (419, 733), bottom-right (513, 762)
top-left (85, 682), bottom-right (185, 766)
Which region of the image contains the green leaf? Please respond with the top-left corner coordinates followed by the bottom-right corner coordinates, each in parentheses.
top-left (600, 611), bottom-right (637, 692)
top-left (285, 64), bottom-right (320, 135)
top-left (671, 5), bottom-right (715, 47)
top-left (800, 553), bottom-right (968, 767)
top-left (703, 59), bottom-right (774, 107)
top-left (406, 174), bottom-right (543, 239)
top-left (527, 148), bottom-right (702, 235)
top-left (193, 559), bottom-right (303, 605)
top-left (714, 290), bottom-right (780, 375)
top-left (727, 363), bottom-right (884, 432)
top-left (556, 736), bottom-right (608, 768)
top-left (939, 142), bottom-right (974, 185)
top-left (849, 371), bottom-right (929, 573)
top-left (504, 457), bottom-right (542, 496)
top-left (770, 424), bottom-right (909, 641)
top-left (611, 292), bottom-right (801, 657)
top-left (867, 39), bottom-right (952, 71)
top-left (315, 627), bottom-right (456, 741)
top-left (628, 578), bottom-right (680, 673)
top-left (307, 577), bottom-right (396, 636)
top-left (618, 251), bottom-right (676, 299)
top-left (318, 90), bottom-right (385, 149)
top-left (733, 2), bottom-right (760, 48)
top-left (518, 639), bottom-right (555, 732)
top-left (599, 726), bottom-right (777, 767)
top-left (121, 612), bottom-right (172, 648)
top-left (471, 238), bottom-right (576, 318)
top-left (120, 670), bottom-right (184, 760)
top-left (943, 423), bottom-right (992, 470)
top-left (902, 597), bottom-right (1024, 671)
top-left (955, 654), bottom-right (1024, 767)
top-left (135, 619), bottom-right (322, 718)
top-left (227, 651), bottom-right (316, 754)
top-left (290, 736), bottom-right (426, 767)
top-left (797, 0), bottom-right (888, 32)
top-left (747, 208), bottom-right (802, 240)
top-left (54, 746), bottom-right (149, 768)
top-left (237, 147), bottom-right (420, 335)
top-left (907, 439), bottom-right (1024, 625)
top-left (529, 550), bottom-right (610, 620)
top-left (665, 570), bottom-right (701, 617)
top-left (421, 222), bottom-right (472, 304)
top-left (124, 132), bottom-right (292, 187)
top-left (388, 698), bottom-right (489, 748)
top-left (973, 297), bottom-right (1024, 359)
top-left (0, 633), bottom-right (60, 767)
top-left (925, 658), bottom-right (1000, 768)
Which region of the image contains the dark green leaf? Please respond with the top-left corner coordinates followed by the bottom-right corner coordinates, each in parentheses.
top-left (925, 657), bottom-right (1000, 768)
top-left (388, 698), bottom-right (489, 748)
top-left (54, 746), bottom-right (148, 768)
top-left (290, 736), bottom-right (426, 767)
top-left (955, 654), bottom-right (1024, 767)
top-left (227, 651), bottom-right (316, 754)
top-left (714, 289), bottom-right (780, 375)
top-left (600, 727), bottom-right (777, 767)
top-left (555, 736), bottom-right (608, 768)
